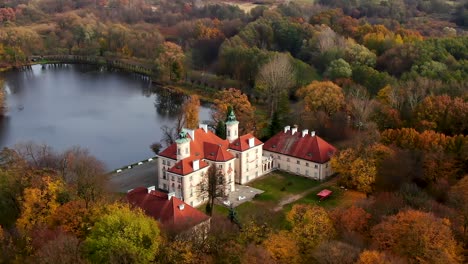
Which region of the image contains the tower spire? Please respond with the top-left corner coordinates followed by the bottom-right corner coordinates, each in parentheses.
top-left (225, 106), bottom-right (239, 143)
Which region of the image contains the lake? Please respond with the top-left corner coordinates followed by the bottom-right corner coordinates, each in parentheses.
top-left (0, 64), bottom-right (211, 170)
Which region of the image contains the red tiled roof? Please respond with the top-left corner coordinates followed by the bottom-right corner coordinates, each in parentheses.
top-left (229, 133), bottom-right (263, 151)
top-left (158, 143), bottom-right (177, 160)
top-left (126, 188), bottom-right (210, 231)
top-left (204, 142), bottom-right (235, 162)
top-left (159, 128), bottom-right (230, 161)
top-left (168, 157), bottom-right (209, 175)
top-left (263, 129), bottom-right (336, 163)
top-left (159, 128), bottom-right (252, 175)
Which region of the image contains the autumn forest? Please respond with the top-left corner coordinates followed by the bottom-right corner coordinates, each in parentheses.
top-left (1, 0), bottom-right (468, 263)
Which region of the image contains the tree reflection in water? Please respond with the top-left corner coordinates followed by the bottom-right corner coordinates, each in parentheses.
top-left (153, 86), bottom-right (187, 117)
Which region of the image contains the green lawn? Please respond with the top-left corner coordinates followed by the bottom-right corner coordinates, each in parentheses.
top-left (248, 171), bottom-right (320, 203)
top-left (203, 171), bottom-right (319, 229)
top-left (202, 172), bottom-right (363, 230)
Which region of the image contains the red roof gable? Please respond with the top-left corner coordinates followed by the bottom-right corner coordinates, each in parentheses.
top-left (126, 188), bottom-right (210, 231)
top-left (168, 157), bottom-right (209, 175)
top-left (159, 143), bottom-right (177, 160)
top-left (204, 142), bottom-right (235, 162)
top-left (159, 128), bottom-right (230, 161)
top-left (263, 130), bottom-right (336, 163)
top-left (229, 134), bottom-right (263, 151)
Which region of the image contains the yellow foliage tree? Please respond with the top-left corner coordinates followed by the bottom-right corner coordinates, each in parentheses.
top-left (158, 240), bottom-right (197, 264)
top-left (16, 176), bottom-right (64, 232)
top-left (287, 204), bottom-right (335, 252)
top-left (331, 144), bottom-right (393, 195)
top-left (296, 81), bottom-right (345, 116)
top-left (183, 95), bottom-right (200, 129)
top-left (263, 231), bottom-right (300, 264)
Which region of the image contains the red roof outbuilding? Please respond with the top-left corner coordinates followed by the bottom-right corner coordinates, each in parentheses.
top-left (263, 129), bottom-right (336, 164)
top-left (126, 187), bottom-right (210, 232)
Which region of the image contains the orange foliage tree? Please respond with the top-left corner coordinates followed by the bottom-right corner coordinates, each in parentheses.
top-left (357, 250), bottom-right (392, 264)
top-left (450, 176), bottom-right (468, 245)
top-left (330, 206), bottom-right (371, 234)
top-left (371, 210), bottom-right (462, 263)
top-left (212, 88), bottom-right (256, 135)
top-left (414, 95), bottom-right (468, 135)
top-left (183, 95), bottom-right (200, 129)
top-left (380, 128), bottom-right (468, 153)
top-left (263, 231), bottom-right (300, 264)
top-left (50, 200), bottom-right (98, 238)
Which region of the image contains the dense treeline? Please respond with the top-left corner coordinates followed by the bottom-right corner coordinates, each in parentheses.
top-left (1, 0), bottom-right (467, 263)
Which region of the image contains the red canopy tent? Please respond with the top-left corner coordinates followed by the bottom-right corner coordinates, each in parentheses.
top-left (317, 189), bottom-right (332, 201)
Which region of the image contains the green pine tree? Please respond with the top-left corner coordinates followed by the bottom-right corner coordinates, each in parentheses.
top-left (268, 111), bottom-right (282, 138)
top-left (215, 120), bottom-right (226, 139)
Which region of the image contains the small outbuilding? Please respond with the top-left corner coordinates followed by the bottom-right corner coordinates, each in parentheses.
top-left (317, 189), bottom-right (332, 201)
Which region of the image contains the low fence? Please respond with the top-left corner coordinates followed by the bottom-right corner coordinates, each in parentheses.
top-left (112, 156), bottom-right (158, 174)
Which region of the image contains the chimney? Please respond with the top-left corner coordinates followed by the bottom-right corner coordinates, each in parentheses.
top-left (178, 204), bottom-right (185, 210)
top-left (284, 126), bottom-right (291, 133)
top-left (291, 127), bottom-right (298, 135)
top-left (311, 131), bottom-right (316, 137)
top-left (147, 186), bottom-right (156, 193)
top-left (248, 137), bottom-right (255, 148)
top-left (302, 129), bottom-right (309, 137)
top-left (185, 129), bottom-right (195, 141)
top-left (167, 192), bottom-right (175, 200)
top-left (199, 123), bottom-right (208, 133)
top-left (193, 159), bottom-right (199, 171)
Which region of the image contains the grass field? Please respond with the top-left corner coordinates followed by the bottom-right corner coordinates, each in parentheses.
top-left (247, 171), bottom-right (320, 203)
top-left (287, 186), bottom-right (366, 210)
top-left (204, 171), bottom-right (365, 230)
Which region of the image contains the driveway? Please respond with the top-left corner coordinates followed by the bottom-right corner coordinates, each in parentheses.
top-left (108, 161), bottom-right (158, 193)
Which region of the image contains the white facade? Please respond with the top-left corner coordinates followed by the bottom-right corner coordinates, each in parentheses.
top-left (263, 150), bottom-right (333, 181)
top-left (156, 109), bottom-right (265, 207)
top-left (230, 144), bottom-right (264, 184)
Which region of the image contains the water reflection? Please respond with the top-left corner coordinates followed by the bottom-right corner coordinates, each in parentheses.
top-left (0, 64), bottom-right (210, 169)
top-left (154, 87), bottom-right (186, 117)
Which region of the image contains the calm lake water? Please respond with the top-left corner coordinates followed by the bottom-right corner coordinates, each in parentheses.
top-left (0, 64), bottom-right (211, 170)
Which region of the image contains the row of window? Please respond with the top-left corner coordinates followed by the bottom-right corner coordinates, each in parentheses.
top-left (278, 164), bottom-right (319, 178)
top-left (277, 155), bottom-right (321, 168)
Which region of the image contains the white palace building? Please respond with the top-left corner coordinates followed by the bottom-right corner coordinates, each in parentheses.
top-left (156, 109), bottom-right (336, 207)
